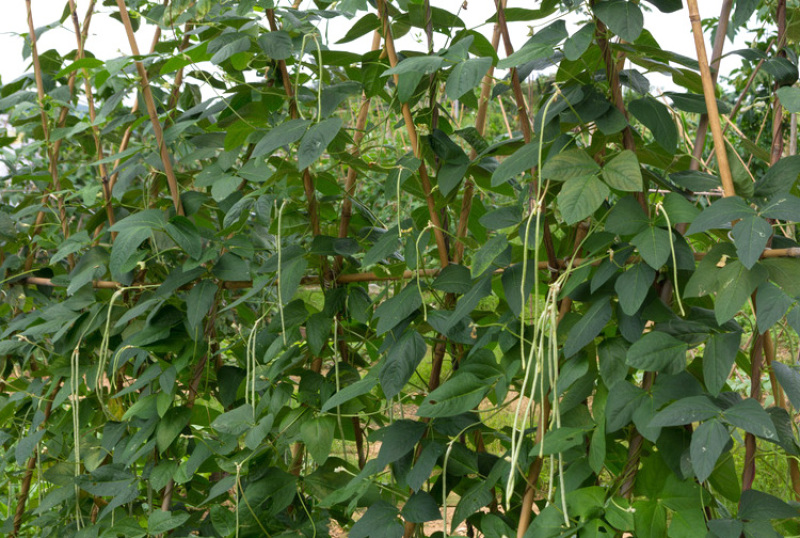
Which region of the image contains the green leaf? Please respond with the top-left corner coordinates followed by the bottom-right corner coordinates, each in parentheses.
top-left (501, 262), bottom-right (536, 317)
top-left (336, 13), bottom-right (380, 44)
top-left (557, 174), bottom-right (609, 225)
top-left (432, 264), bottom-right (472, 295)
top-left (213, 252), bottom-right (251, 282)
top-left (686, 196), bottom-right (755, 236)
top-left (384, 55), bottom-right (444, 76)
top-left (606, 381), bottom-right (645, 431)
top-left (564, 297), bottom-right (613, 358)
top-left (631, 226), bottom-right (672, 269)
top-left (755, 282), bottom-right (793, 333)
top-left (532, 426), bottom-right (588, 456)
top-left (374, 285), bottom-right (421, 335)
top-left (252, 119), bottom-right (311, 158)
top-left (148, 510), bottom-right (190, 534)
top-left (211, 404), bottom-right (254, 436)
top-left (606, 195), bottom-right (650, 235)
top-left (306, 312), bottom-right (332, 356)
top-left (593, 0), bottom-right (644, 42)
top-left (349, 501), bottom-right (404, 538)
top-left (628, 96), bottom-right (677, 152)
top-left (257, 30), bottom-right (293, 60)
top-left (322, 372), bottom-right (378, 413)
top-left (445, 277), bottom-right (492, 332)
top-left (703, 332), bottom-right (741, 396)
top-left (633, 500), bottom-right (667, 538)
top-left (759, 193), bottom-right (800, 220)
top-left (773, 362), bottom-right (800, 410)
top-left (471, 234), bottom-right (508, 278)
top-left (626, 331), bottom-right (688, 373)
top-left (762, 258), bottom-right (800, 297)
top-left (542, 149), bottom-right (600, 181)
top-left (55, 57), bottom-right (104, 78)
top-left (492, 142), bottom-right (536, 186)
top-left (601, 150), bottom-right (643, 191)
top-left (157, 407), bottom-right (192, 453)
top-left (754, 155), bottom-right (800, 197)
top-left (649, 395), bottom-right (720, 427)
top-left (280, 254), bottom-right (307, 305)
top-left (479, 205), bottom-right (522, 230)
top-left (300, 416), bottom-right (336, 464)
top-left (298, 117), bottom-right (343, 169)
top-left (598, 338), bottom-right (630, 388)
top-left (564, 23), bottom-right (595, 61)
top-left (363, 230), bottom-right (401, 268)
top-left (739, 489), bottom-right (800, 520)
top-left (186, 280), bottom-right (217, 336)
top-left (690, 419), bottom-right (730, 482)
top-left (401, 491), bottom-right (441, 523)
top-left (210, 36), bottom-right (250, 65)
top-left (723, 398), bottom-right (778, 440)
top-left (615, 263), bottom-right (655, 315)
top-left (376, 420), bottom-right (427, 468)
top-left (715, 261), bottom-right (768, 324)
top-left (418, 373), bottom-right (490, 417)
top-left (109, 210), bottom-right (164, 276)
top-left (446, 57), bottom-right (492, 100)
top-left (731, 216), bottom-right (772, 269)
top-left (777, 86), bottom-right (800, 113)
top-left (497, 41), bottom-right (553, 69)
top-left (451, 482), bottom-right (492, 532)
top-left (380, 331), bottom-right (427, 400)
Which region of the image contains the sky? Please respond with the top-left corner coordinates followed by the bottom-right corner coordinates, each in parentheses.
top-left (0, 0), bottom-right (754, 95)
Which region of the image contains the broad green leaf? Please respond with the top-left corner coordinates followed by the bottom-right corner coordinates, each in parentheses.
top-left (686, 196), bottom-right (755, 236)
top-left (762, 258), bottom-right (800, 297)
top-left (759, 193), bottom-right (800, 220)
top-left (532, 426), bottom-right (588, 456)
top-left (306, 312), bottom-right (332, 355)
top-left (471, 234), bottom-right (508, 278)
top-left (479, 205), bottom-right (522, 230)
top-left (628, 96), bottom-right (677, 152)
top-left (451, 482), bottom-right (492, 532)
top-left (407, 442), bottom-right (445, 492)
top-left (497, 41), bottom-right (553, 69)
top-left (108, 209), bottom-right (164, 276)
top-left (336, 13), bottom-right (381, 44)
top-left (257, 30), bottom-right (293, 60)
top-left (564, 297), bottom-right (613, 358)
top-left (401, 491), bottom-right (441, 523)
top-left (739, 489), bottom-right (800, 520)
top-left (723, 398), bottom-right (778, 440)
top-left (557, 174), bottom-right (609, 225)
top-left (445, 276), bottom-right (492, 331)
top-left (564, 23), bottom-right (595, 61)
top-left (300, 416), bottom-right (336, 464)
top-left (606, 381), bottom-right (645, 431)
top-left (714, 261), bottom-right (768, 324)
top-left (432, 264), bottom-right (472, 295)
top-left (593, 0), bottom-right (644, 42)
top-left (148, 510), bottom-right (190, 534)
top-left (773, 362), bottom-right (800, 410)
top-left (605, 195), bottom-right (650, 235)
top-left (374, 285), bottom-right (421, 335)
top-left (363, 230), bottom-right (401, 268)
top-left (210, 404), bottom-right (254, 436)
top-left (210, 36), bottom-right (250, 65)
top-left (541, 149), bottom-right (600, 181)
top-left (601, 150), bottom-right (643, 191)
top-left (731, 216), bottom-right (772, 269)
top-left (349, 501), bottom-right (403, 538)
top-left (626, 331), bottom-right (688, 373)
top-left (417, 373), bottom-right (490, 417)
top-left (755, 282), bottom-right (793, 333)
top-left (375, 420), bottom-right (427, 468)
top-left (598, 338), bottom-right (630, 388)
top-left (631, 226), bottom-right (672, 269)
top-left (703, 332), bottom-right (741, 396)
top-left (777, 86), bottom-right (800, 112)
top-left (632, 500), bottom-right (667, 538)
top-left (157, 407), bottom-right (192, 453)
top-left (615, 263), bottom-right (655, 315)
top-left (446, 57), bottom-right (492, 100)
top-left (649, 395), bottom-right (720, 427)
top-left (492, 142), bottom-right (536, 186)
top-left (252, 119), bottom-right (310, 158)
top-left (280, 254), bottom-right (307, 304)
top-left (380, 331), bottom-right (427, 400)
top-left (383, 55), bottom-right (444, 76)
top-left (753, 155), bottom-right (800, 198)
top-left (690, 419), bottom-right (730, 482)
top-left (321, 371), bottom-right (378, 413)
top-left (186, 280), bottom-right (217, 336)
top-left (298, 117), bottom-right (343, 169)
top-left (501, 262), bottom-right (536, 317)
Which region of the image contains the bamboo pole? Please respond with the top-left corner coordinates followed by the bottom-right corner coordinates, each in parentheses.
top-left (114, 0), bottom-right (184, 216)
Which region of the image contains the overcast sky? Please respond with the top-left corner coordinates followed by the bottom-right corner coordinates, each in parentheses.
top-left (0, 0), bottom-right (753, 94)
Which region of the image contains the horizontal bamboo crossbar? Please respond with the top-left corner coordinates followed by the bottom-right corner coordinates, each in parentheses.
top-left (16, 247), bottom-right (800, 291)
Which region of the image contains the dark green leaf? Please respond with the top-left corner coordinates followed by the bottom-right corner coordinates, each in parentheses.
top-left (564, 297), bottom-right (613, 358)
top-left (375, 285), bottom-right (421, 335)
top-left (186, 280), bottom-right (217, 335)
top-left (301, 416), bottom-right (336, 464)
top-left (773, 362), bottom-right (800, 410)
top-left (686, 196), bottom-right (755, 236)
top-left (703, 332), bottom-right (741, 396)
top-left (715, 261), bottom-right (768, 324)
top-left (626, 331), bottom-right (688, 373)
top-left (349, 501), bottom-right (404, 538)
top-left (165, 216), bottom-right (203, 259)
top-left (148, 510), bottom-right (190, 534)
top-left (492, 142), bottom-right (536, 186)
top-left (731, 216), bottom-right (772, 269)
top-left (298, 117), bottom-right (343, 169)
top-left (754, 155), bottom-right (800, 198)
top-left (380, 331), bottom-right (427, 400)
top-left (723, 398), bottom-right (778, 440)
top-left (602, 150), bottom-right (643, 191)
top-left (649, 395), bottom-right (720, 427)
top-left (471, 234), bottom-right (508, 278)
top-left (755, 282), bottom-right (793, 333)
top-left (451, 482), bottom-right (492, 532)
top-left (564, 23), bottom-right (595, 61)
top-left (631, 226), bottom-right (672, 269)
top-left (628, 96), bottom-right (677, 152)
top-left (605, 195), bottom-right (650, 236)
top-left (739, 489), bottom-right (800, 520)
top-left (542, 149), bottom-right (600, 181)
top-left (593, 0), bottom-right (644, 42)
top-left (432, 264), bottom-right (472, 295)
top-left (257, 30), bottom-right (293, 60)
top-left (418, 373), bottom-right (490, 417)
top-left (777, 86), bottom-right (800, 113)
top-left (252, 119), bottom-right (311, 158)
top-left (615, 263), bottom-right (655, 315)
top-left (401, 491), bottom-right (441, 523)
top-left (157, 407), bottom-right (192, 453)
top-left (446, 57), bottom-right (493, 100)
top-left (690, 419), bottom-right (730, 482)
top-left (557, 174), bottom-right (609, 225)
top-left (375, 420), bottom-right (427, 468)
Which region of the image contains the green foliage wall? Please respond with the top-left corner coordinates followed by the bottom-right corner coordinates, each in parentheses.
top-left (2, 0), bottom-right (800, 537)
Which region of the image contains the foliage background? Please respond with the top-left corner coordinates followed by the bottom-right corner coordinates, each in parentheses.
top-left (2, 0), bottom-right (800, 537)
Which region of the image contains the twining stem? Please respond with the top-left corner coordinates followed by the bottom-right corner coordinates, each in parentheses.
top-left (115, 0), bottom-right (184, 216)
top-left (24, 0), bottom-right (71, 269)
top-left (376, 0), bottom-right (450, 269)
